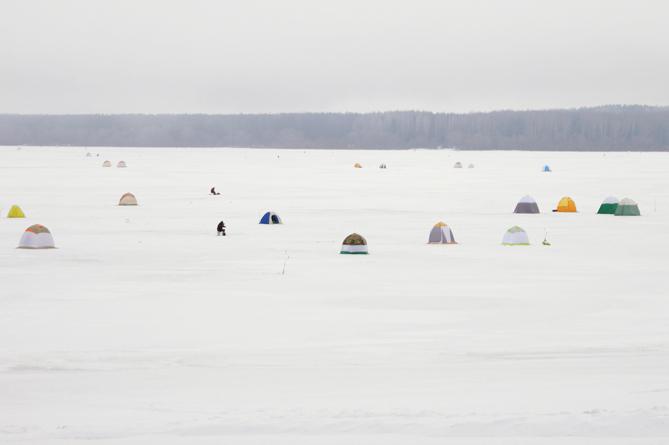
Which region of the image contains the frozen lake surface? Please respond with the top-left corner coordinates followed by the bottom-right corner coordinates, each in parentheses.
top-left (1, 147), bottom-right (668, 444)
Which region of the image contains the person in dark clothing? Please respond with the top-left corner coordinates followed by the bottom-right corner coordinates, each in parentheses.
top-left (217, 221), bottom-right (226, 236)
top-left (210, 187), bottom-right (220, 195)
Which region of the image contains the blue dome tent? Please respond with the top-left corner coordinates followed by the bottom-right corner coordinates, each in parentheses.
top-left (543, 165), bottom-right (552, 172)
top-left (259, 211), bottom-right (282, 224)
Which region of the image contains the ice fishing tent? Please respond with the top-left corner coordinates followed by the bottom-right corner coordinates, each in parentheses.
top-left (354, 163), bottom-right (362, 168)
top-left (614, 198), bottom-right (640, 216)
top-left (468, 163), bottom-right (475, 168)
top-left (555, 196), bottom-right (577, 212)
top-left (597, 196), bottom-right (619, 214)
top-left (7, 205), bottom-right (26, 218)
top-left (453, 162), bottom-right (463, 168)
top-left (428, 222), bottom-right (457, 244)
top-left (117, 160), bottom-right (127, 168)
top-left (259, 211), bottom-right (282, 224)
top-left (543, 165), bottom-right (551, 172)
top-left (118, 192), bottom-right (138, 206)
top-left (340, 233), bottom-right (368, 254)
top-left (502, 226), bottom-right (530, 246)
top-left (18, 224), bottom-right (55, 249)
top-left (102, 160), bottom-right (112, 167)
top-left (514, 195), bottom-right (540, 214)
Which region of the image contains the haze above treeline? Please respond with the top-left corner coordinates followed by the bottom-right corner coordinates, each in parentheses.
top-left (1, 105), bottom-right (668, 151)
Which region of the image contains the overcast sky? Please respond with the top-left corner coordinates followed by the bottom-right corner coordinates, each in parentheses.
top-left (1, 0), bottom-right (668, 114)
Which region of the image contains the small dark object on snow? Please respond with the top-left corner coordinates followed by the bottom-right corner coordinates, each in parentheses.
top-left (210, 187), bottom-right (221, 195)
top-left (217, 221), bottom-right (226, 236)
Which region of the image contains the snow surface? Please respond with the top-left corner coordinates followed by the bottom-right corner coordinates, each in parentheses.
top-left (1, 147), bottom-right (668, 444)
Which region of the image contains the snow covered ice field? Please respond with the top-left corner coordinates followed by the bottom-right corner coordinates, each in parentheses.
top-left (1, 146), bottom-right (668, 444)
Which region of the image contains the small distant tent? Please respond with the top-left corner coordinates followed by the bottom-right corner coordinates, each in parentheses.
top-left (514, 195), bottom-right (540, 214)
top-left (117, 160), bottom-right (127, 168)
top-left (597, 196), bottom-right (619, 214)
top-left (118, 192), bottom-right (138, 206)
top-left (468, 163), bottom-right (475, 168)
top-left (340, 233), bottom-right (368, 254)
top-left (453, 162), bottom-right (463, 168)
top-left (428, 222), bottom-right (457, 244)
top-left (7, 205), bottom-right (26, 218)
top-left (543, 165), bottom-right (552, 172)
top-left (614, 198), bottom-right (641, 216)
top-left (379, 163), bottom-right (387, 169)
top-left (86, 152), bottom-right (92, 157)
top-left (18, 224), bottom-right (55, 249)
top-left (555, 196), bottom-right (577, 212)
top-left (502, 226), bottom-right (530, 246)
top-left (259, 211), bottom-right (282, 224)
top-left (102, 160), bottom-right (112, 167)
top-left (354, 163), bottom-right (362, 168)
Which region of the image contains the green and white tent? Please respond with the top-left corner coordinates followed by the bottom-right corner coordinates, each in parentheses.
top-left (597, 196), bottom-right (619, 214)
top-left (614, 198), bottom-right (640, 216)
top-left (502, 226), bottom-right (530, 246)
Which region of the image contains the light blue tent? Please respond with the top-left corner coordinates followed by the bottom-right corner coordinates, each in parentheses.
top-left (259, 211), bottom-right (282, 224)
top-left (543, 165), bottom-right (552, 172)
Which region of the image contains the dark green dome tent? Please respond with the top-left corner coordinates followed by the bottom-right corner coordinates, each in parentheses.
top-left (597, 196), bottom-right (619, 214)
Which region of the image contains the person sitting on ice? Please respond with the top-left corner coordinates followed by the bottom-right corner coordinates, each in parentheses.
top-left (210, 187), bottom-right (220, 195)
top-left (542, 230), bottom-right (551, 246)
top-left (217, 221), bottom-right (226, 236)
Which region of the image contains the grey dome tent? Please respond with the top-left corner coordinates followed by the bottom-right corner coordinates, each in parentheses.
top-left (514, 195), bottom-right (540, 214)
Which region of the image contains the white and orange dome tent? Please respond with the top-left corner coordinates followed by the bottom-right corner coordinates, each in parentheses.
top-left (18, 224), bottom-right (56, 249)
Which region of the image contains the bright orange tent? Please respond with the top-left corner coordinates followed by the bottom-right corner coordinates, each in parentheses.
top-left (555, 196), bottom-right (577, 212)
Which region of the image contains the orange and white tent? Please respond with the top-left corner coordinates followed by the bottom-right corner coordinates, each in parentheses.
top-left (18, 224), bottom-right (55, 249)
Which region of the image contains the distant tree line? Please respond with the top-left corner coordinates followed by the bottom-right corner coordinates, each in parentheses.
top-left (1, 105), bottom-right (668, 150)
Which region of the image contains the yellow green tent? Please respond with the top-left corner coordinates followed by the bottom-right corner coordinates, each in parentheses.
top-left (7, 205), bottom-right (25, 218)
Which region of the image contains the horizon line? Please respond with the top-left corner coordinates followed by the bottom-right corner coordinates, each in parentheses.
top-left (0, 104), bottom-right (667, 117)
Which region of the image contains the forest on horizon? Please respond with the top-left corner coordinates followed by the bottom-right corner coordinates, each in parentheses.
top-left (1, 105), bottom-right (668, 151)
